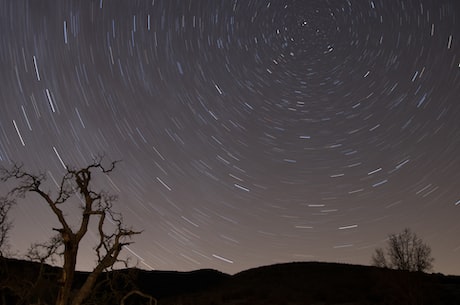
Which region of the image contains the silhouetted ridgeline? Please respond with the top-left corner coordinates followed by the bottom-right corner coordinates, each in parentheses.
top-left (160, 262), bottom-right (460, 305)
top-left (0, 257), bottom-right (229, 304)
top-left (1, 258), bottom-right (460, 305)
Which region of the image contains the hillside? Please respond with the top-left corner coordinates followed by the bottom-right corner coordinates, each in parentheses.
top-left (159, 262), bottom-right (460, 305)
top-left (1, 258), bottom-right (460, 305)
top-left (0, 257), bottom-right (229, 304)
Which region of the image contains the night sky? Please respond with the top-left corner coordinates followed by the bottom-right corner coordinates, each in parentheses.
top-left (1, 0), bottom-right (459, 275)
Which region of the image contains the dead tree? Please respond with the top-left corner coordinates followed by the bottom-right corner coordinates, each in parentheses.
top-left (0, 158), bottom-right (142, 305)
top-left (0, 197), bottom-right (14, 257)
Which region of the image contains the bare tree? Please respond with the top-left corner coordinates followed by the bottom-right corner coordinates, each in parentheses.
top-left (0, 158), bottom-right (142, 305)
top-left (372, 228), bottom-right (434, 272)
top-left (371, 247), bottom-right (388, 268)
top-left (0, 197), bottom-right (14, 257)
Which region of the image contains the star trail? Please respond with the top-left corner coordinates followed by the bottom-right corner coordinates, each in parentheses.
top-left (1, 0), bottom-right (459, 275)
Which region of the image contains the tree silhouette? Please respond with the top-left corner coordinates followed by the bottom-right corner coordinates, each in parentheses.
top-left (0, 197), bottom-right (14, 257)
top-left (0, 157), bottom-right (142, 305)
top-left (372, 228), bottom-right (434, 272)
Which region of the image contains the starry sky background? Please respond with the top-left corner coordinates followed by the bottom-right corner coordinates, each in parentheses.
top-left (1, 0), bottom-right (459, 275)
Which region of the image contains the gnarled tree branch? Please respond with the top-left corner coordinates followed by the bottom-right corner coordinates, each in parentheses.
top-left (1, 157), bottom-right (141, 305)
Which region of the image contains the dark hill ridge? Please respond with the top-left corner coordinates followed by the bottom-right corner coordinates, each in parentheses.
top-left (115, 267), bottom-right (230, 299)
top-left (0, 257), bottom-right (229, 304)
top-left (160, 262), bottom-right (460, 305)
top-left (1, 258), bottom-right (460, 305)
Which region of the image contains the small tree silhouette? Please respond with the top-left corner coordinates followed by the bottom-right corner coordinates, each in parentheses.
top-left (0, 197), bottom-right (14, 257)
top-left (0, 157), bottom-right (142, 305)
top-left (372, 228), bottom-right (434, 272)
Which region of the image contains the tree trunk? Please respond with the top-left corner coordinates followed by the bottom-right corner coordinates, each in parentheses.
top-left (55, 244), bottom-right (78, 305)
top-left (70, 264), bottom-right (105, 305)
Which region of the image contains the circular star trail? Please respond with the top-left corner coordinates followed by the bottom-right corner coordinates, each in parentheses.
top-left (1, 0), bottom-right (459, 275)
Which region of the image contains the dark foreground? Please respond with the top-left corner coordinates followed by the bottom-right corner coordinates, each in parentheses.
top-left (1, 257), bottom-right (459, 305)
